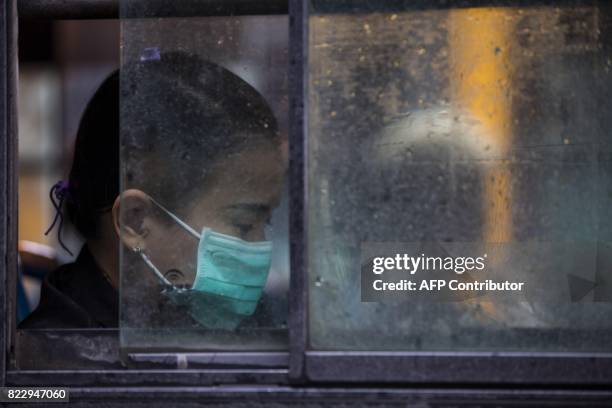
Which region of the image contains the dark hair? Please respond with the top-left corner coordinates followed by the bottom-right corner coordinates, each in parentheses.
top-left (66, 51), bottom-right (280, 239)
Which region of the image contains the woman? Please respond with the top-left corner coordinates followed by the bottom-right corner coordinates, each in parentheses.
top-left (19, 51), bottom-right (285, 330)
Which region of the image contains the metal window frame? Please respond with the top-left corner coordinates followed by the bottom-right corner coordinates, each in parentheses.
top-left (18, 0), bottom-right (288, 19)
top-left (1, 0), bottom-right (18, 390)
top-left (290, 0), bottom-right (612, 386)
top-left (287, 0), bottom-right (308, 385)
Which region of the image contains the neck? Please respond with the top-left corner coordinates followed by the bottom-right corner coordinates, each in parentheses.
top-left (88, 235), bottom-right (119, 290)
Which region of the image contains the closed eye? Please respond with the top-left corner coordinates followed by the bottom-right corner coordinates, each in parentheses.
top-left (234, 223), bottom-right (255, 238)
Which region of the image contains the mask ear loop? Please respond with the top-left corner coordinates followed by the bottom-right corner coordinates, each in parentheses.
top-left (134, 198), bottom-right (200, 292)
top-left (148, 197), bottom-right (201, 240)
top-left (133, 246), bottom-right (173, 287)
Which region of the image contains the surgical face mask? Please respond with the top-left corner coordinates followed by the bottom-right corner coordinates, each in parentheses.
top-left (135, 199), bottom-right (273, 329)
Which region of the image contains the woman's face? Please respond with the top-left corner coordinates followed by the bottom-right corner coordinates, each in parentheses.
top-left (141, 140), bottom-right (285, 287)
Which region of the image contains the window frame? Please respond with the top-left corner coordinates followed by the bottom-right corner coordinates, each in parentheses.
top-left (1, 0), bottom-right (18, 390)
top-left (290, 0), bottom-right (612, 386)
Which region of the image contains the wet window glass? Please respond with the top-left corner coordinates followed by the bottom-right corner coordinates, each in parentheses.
top-left (119, 13), bottom-right (289, 351)
top-left (308, 1), bottom-right (612, 351)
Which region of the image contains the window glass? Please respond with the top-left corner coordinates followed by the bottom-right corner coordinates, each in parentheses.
top-left (120, 14), bottom-right (289, 351)
top-left (308, 1), bottom-right (612, 351)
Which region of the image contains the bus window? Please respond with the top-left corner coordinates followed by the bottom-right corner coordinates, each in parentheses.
top-left (307, 2), bottom-right (612, 351)
top-left (16, 13), bottom-right (289, 366)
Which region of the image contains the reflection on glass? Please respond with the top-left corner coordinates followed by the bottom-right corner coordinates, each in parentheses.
top-left (120, 15), bottom-right (288, 351)
top-left (308, 3), bottom-right (612, 351)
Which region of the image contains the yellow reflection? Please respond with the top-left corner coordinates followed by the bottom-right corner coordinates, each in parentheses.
top-left (449, 8), bottom-right (514, 244)
top-left (449, 8), bottom-right (515, 320)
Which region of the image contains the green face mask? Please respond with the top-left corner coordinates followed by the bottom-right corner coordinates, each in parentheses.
top-left (137, 198), bottom-right (273, 329)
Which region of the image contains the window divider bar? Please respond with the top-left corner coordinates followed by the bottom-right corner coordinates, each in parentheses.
top-left (305, 351), bottom-right (612, 385)
top-left (1, 0), bottom-right (18, 389)
top-left (19, 0), bottom-right (288, 20)
top-left (287, 0), bottom-right (308, 384)
top-left (0, 0), bottom-right (6, 388)
top-left (6, 369), bottom-right (290, 387)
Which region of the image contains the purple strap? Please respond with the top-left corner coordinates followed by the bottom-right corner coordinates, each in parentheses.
top-left (140, 47), bottom-right (161, 62)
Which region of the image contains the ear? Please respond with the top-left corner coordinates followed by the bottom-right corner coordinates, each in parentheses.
top-left (112, 189), bottom-right (152, 251)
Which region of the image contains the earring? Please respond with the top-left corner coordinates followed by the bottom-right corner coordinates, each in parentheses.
top-left (133, 246), bottom-right (142, 253)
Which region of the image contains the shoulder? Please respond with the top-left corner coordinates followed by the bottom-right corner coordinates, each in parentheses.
top-left (18, 262), bottom-right (98, 329)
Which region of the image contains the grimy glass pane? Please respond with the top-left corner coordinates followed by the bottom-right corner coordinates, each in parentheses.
top-left (308, 1), bottom-right (612, 351)
top-left (119, 11), bottom-right (289, 351)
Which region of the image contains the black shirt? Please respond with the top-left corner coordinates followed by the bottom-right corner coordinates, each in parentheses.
top-left (19, 245), bottom-right (118, 329)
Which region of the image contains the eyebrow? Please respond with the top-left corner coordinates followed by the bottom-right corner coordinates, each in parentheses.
top-left (223, 203), bottom-right (271, 214)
